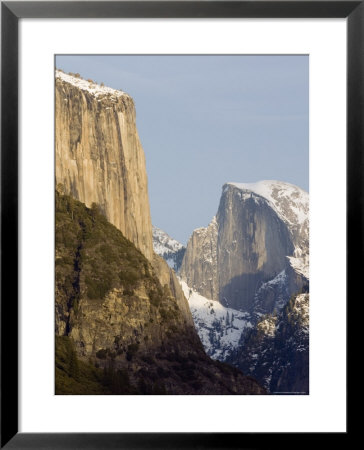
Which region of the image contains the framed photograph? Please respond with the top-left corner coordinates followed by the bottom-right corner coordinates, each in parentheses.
top-left (1, 1), bottom-right (355, 447)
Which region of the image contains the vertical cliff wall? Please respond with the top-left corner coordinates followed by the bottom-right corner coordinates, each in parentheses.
top-left (216, 184), bottom-right (295, 311)
top-left (180, 181), bottom-right (309, 314)
top-left (180, 217), bottom-right (218, 301)
top-left (55, 70), bottom-right (153, 260)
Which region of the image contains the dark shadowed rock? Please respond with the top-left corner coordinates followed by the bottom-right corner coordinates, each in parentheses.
top-left (228, 293), bottom-right (309, 394)
top-left (55, 193), bottom-right (266, 395)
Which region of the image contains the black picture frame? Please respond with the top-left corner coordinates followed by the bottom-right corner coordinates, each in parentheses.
top-left (1, 1), bottom-right (355, 448)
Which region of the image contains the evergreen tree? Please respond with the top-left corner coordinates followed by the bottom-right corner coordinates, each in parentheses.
top-left (68, 347), bottom-right (79, 380)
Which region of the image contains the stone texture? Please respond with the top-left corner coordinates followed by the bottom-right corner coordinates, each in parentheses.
top-left (216, 185), bottom-right (295, 311)
top-left (180, 217), bottom-right (218, 301)
top-left (55, 193), bottom-right (265, 395)
top-left (55, 73), bottom-right (267, 394)
top-left (55, 72), bottom-right (153, 260)
top-left (228, 293), bottom-right (309, 394)
top-left (181, 183), bottom-right (307, 314)
top-left (151, 253), bottom-right (195, 329)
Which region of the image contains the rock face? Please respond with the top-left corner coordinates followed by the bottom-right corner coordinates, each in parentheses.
top-left (228, 293), bottom-right (309, 394)
top-left (180, 180), bottom-right (309, 393)
top-left (55, 70), bottom-right (153, 260)
top-left (55, 73), bottom-right (265, 395)
top-left (150, 252), bottom-right (194, 329)
top-left (55, 193), bottom-right (265, 395)
top-left (180, 181), bottom-right (309, 315)
top-left (180, 217), bottom-right (218, 302)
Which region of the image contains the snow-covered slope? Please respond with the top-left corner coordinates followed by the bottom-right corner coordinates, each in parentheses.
top-left (179, 280), bottom-right (252, 360)
top-left (152, 226), bottom-right (186, 271)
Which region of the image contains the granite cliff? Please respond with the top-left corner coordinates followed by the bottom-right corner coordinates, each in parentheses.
top-left (180, 181), bottom-right (309, 315)
top-left (178, 180), bottom-right (309, 393)
top-left (56, 70), bottom-right (196, 334)
top-left (55, 192), bottom-right (264, 394)
top-left (55, 72), bottom-right (265, 395)
top-left (55, 70), bottom-right (153, 260)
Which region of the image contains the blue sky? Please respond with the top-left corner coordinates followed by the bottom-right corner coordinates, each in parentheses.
top-left (56, 55), bottom-right (308, 245)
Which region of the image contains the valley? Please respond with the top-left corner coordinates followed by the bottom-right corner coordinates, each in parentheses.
top-left (55, 69), bottom-right (309, 395)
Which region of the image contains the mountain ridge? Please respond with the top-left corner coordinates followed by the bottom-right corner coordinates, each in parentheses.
top-left (180, 180), bottom-right (309, 313)
top-left (152, 226), bottom-right (186, 272)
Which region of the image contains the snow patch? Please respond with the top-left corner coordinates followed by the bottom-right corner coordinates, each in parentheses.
top-left (292, 293), bottom-right (309, 332)
top-left (258, 270), bottom-right (286, 290)
top-left (287, 255), bottom-right (309, 279)
top-left (179, 279), bottom-right (252, 360)
top-left (152, 225), bottom-right (184, 255)
top-left (56, 70), bottom-right (129, 100)
top-left (191, 216), bottom-right (217, 237)
top-left (152, 226), bottom-right (186, 272)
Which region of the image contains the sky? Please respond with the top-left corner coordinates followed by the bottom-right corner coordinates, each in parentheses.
top-left (56, 55), bottom-right (308, 245)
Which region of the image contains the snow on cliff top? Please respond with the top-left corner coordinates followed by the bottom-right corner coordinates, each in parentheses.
top-left (226, 180), bottom-right (309, 227)
top-left (287, 255), bottom-right (309, 279)
top-left (55, 69), bottom-right (129, 100)
top-left (152, 226), bottom-right (184, 255)
top-left (193, 216), bottom-right (217, 235)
